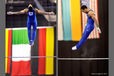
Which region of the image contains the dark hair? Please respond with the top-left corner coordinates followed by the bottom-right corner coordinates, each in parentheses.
top-left (81, 5), bottom-right (87, 10)
top-left (28, 6), bottom-right (33, 12)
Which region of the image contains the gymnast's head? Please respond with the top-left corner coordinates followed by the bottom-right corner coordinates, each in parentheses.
top-left (28, 4), bottom-right (33, 12)
top-left (81, 5), bottom-right (88, 13)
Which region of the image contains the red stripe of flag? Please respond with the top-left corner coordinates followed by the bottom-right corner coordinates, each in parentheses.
top-left (7, 30), bottom-right (12, 73)
top-left (38, 28), bottom-right (46, 75)
top-left (11, 61), bottom-right (31, 76)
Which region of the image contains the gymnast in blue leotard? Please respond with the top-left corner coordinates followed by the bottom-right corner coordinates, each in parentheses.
top-left (7, 4), bottom-right (54, 46)
top-left (27, 5), bottom-right (37, 46)
top-left (72, 5), bottom-right (101, 50)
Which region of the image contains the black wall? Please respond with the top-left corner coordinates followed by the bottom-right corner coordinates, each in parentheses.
top-left (59, 60), bottom-right (108, 76)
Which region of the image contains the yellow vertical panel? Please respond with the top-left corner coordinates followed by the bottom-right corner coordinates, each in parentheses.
top-left (71, 0), bottom-right (82, 41)
top-left (5, 29), bottom-right (8, 73)
top-left (46, 28), bottom-right (54, 75)
top-left (46, 58), bottom-right (54, 75)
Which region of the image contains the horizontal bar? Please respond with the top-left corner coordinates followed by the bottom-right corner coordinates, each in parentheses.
top-left (5, 56), bottom-right (57, 58)
top-left (57, 58), bottom-right (109, 60)
top-left (6, 26), bottom-right (56, 30)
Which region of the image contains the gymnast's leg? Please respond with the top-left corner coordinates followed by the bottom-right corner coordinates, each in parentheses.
top-left (27, 22), bottom-right (32, 45)
top-left (72, 25), bottom-right (94, 50)
top-left (31, 22), bottom-right (37, 45)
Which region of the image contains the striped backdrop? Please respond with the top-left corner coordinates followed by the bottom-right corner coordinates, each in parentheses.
top-left (5, 27), bottom-right (55, 76)
top-left (82, 0), bottom-right (100, 39)
top-left (58, 0), bottom-right (100, 41)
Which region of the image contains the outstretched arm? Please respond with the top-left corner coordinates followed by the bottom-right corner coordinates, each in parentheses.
top-left (89, 11), bottom-right (101, 33)
top-left (35, 8), bottom-right (54, 15)
top-left (7, 8), bottom-right (28, 15)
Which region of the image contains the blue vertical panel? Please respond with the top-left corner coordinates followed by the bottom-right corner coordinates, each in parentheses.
top-left (62, 0), bottom-right (72, 40)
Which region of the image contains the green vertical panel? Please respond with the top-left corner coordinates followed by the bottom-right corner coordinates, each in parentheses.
top-left (12, 29), bottom-right (29, 44)
top-left (62, 0), bottom-right (72, 40)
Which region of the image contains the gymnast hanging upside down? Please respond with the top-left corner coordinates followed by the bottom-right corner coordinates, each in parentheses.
top-left (7, 4), bottom-right (54, 46)
top-left (72, 5), bottom-right (101, 50)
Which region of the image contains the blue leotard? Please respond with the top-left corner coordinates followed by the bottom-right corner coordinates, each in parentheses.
top-left (76, 10), bottom-right (95, 49)
top-left (27, 8), bottom-right (37, 43)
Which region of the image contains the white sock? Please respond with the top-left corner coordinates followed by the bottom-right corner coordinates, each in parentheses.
top-left (72, 46), bottom-right (77, 50)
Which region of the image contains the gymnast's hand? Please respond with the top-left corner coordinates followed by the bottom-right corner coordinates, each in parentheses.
top-left (7, 11), bottom-right (14, 15)
top-left (48, 12), bottom-right (55, 15)
top-left (97, 27), bottom-right (101, 34)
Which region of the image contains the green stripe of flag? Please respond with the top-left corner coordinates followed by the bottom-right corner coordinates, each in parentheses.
top-left (12, 29), bottom-right (29, 44)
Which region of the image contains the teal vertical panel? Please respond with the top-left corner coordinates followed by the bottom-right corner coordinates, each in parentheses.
top-left (62, 0), bottom-right (72, 40)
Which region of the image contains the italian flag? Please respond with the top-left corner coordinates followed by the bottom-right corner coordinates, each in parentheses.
top-left (6, 29), bottom-right (32, 76)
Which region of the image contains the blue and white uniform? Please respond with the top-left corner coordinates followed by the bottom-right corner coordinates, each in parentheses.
top-left (76, 10), bottom-right (95, 49)
top-left (27, 8), bottom-right (37, 44)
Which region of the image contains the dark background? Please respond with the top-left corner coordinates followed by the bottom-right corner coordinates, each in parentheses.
top-left (59, 60), bottom-right (108, 76)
